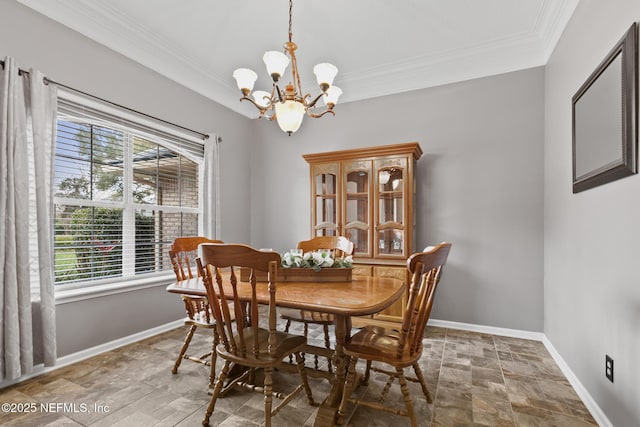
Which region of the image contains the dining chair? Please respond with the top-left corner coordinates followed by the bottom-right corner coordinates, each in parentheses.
top-left (280, 235), bottom-right (354, 372)
top-left (336, 242), bottom-right (452, 427)
top-left (196, 243), bottom-right (314, 427)
top-left (169, 236), bottom-right (224, 387)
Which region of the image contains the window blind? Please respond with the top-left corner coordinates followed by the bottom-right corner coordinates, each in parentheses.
top-left (53, 93), bottom-right (206, 287)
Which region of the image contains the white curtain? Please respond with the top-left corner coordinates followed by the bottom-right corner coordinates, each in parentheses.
top-left (203, 134), bottom-right (221, 239)
top-left (0, 57), bottom-right (57, 380)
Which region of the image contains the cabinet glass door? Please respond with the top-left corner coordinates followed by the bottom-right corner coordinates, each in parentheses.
top-left (312, 163), bottom-right (338, 236)
top-left (376, 159), bottom-right (406, 257)
top-left (343, 160), bottom-right (371, 257)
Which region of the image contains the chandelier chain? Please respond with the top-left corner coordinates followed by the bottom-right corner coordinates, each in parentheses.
top-left (288, 0), bottom-right (293, 43)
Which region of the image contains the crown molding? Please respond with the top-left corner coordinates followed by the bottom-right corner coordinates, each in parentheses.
top-left (16, 0), bottom-right (248, 116)
top-left (16, 0), bottom-right (578, 117)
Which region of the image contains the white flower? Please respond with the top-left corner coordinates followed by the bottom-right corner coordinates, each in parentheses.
top-left (282, 252), bottom-right (294, 267)
top-left (281, 249), bottom-right (350, 270)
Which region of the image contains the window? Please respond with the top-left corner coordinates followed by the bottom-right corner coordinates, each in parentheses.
top-left (53, 95), bottom-right (207, 287)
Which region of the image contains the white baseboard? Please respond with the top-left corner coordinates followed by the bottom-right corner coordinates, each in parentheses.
top-left (428, 318), bottom-right (610, 427)
top-left (0, 319), bottom-right (184, 390)
top-left (428, 318), bottom-right (544, 341)
top-left (542, 336), bottom-right (612, 427)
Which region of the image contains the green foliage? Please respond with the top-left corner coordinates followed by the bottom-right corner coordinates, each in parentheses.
top-left (60, 208), bottom-right (156, 282)
top-left (70, 207), bottom-right (123, 281)
top-left (54, 234), bottom-right (74, 247)
top-left (56, 176), bottom-right (90, 199)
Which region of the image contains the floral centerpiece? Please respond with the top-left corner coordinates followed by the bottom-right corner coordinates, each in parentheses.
top-left (281, 250), bottom-right (353, 272)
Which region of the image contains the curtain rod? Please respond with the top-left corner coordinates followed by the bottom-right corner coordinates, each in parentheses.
top-left (0, 59), bottom-right (210, 141)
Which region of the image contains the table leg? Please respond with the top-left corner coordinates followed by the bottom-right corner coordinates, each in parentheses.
top-left (313, 314), bottom-right (348, 427)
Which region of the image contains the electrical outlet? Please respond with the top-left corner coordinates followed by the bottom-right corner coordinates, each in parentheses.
top-left (605, 355), bottom-right (614, 383)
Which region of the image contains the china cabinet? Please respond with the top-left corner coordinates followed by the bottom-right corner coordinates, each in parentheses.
top-left (303, 142), bottom-right (423, 325)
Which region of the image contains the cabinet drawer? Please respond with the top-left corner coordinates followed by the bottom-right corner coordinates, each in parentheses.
top-left (373, 265), bottom-right (407, 282)
top-left (352, 265), bottom-right (373, 276)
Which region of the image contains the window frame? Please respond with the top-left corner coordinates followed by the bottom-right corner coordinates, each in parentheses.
top-left (53, 90), bottom-right (210, 296)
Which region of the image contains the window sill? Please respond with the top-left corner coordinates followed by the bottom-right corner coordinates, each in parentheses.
top-left (55, 273), bottom-right (176, 305)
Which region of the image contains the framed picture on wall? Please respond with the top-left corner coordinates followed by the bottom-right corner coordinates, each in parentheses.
top-left (572, 22), bottom-right (638, 193)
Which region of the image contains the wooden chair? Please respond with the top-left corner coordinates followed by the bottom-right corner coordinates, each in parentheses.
top-left (196, 243), bottom-right (314, 427)
top-left (280, 235), bottom-right (354, 372)
top-left (169, 236), bottom-right (223, 387)
top-left (337, 242), bottom-right (452, 427)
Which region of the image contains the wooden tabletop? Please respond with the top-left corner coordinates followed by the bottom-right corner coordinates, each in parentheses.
top-left (166, 274), bottom-right (404, 317)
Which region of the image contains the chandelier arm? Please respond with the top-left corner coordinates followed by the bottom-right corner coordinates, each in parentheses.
top-left (306, 109), bottom-right (335, 119)
top-left (306, 92), bottom-right (326, 109)
top-left (239, 96), bottom-right (272, 114)
top-left (275, 84), bottom-right (284, 103)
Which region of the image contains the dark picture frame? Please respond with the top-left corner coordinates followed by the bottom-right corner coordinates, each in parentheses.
top-left (572, 22), bottom-right (638, 193)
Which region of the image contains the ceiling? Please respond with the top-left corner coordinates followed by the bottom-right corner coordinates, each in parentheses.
top-left (17, 0), bottom-right (578, 118)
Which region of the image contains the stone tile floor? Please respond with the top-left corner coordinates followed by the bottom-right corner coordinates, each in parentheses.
top-left (0, 314), bottom-right (598, 426)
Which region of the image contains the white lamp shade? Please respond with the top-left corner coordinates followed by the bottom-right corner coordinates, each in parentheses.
top-left (323, 86), bottom-right (343, 106)
top-left (252, 90), bottom-right (271, 108)
top-left (232, 68), bottom-right (258, 92)
top-left (275, 100), bottom-right (305, 134)
top-left (313, 63), bottom-right (338, 88)
top-left (263, 51), bottom-right (290, 80)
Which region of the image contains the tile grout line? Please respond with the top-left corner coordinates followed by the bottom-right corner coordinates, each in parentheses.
top-left (429, 328), bottom-right (447, 425)
top-left (493, 335), bottom-right (518, 426)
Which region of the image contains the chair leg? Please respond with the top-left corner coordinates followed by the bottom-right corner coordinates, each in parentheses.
top-left (336, 356), bottom-right (358, 425)
top-left (285, 319), bottom-right (294, 365)
top-left (202, 360), bottom-right (231, 426)
top-left (263, 367), bottom-right (274, 427)
top-left (379, 373), bottom-right (395, 403)
top-left (362, 359), bottom-right (372, 385)
top-left (412, 362), bottom-right (432, 403)
top-left (295, 352), bottom-right (314, 405)
top-left (207, 331), bottom-right (219, 389)
top-left (173, 324), bottom-right (197, 374)
top-left (323, 324), bottom-right (333, 373)
top-left (397, 367), bottom-right (417, 427)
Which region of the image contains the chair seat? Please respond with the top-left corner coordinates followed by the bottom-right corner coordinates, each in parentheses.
top-left (279, 308), bottom-right (334, 324)
top-left (343, 326), bottom-right (422, 368)
top-left (183, 312), bottom-right (217, 328)
top-left (217, 327), bottom-right (307, 368)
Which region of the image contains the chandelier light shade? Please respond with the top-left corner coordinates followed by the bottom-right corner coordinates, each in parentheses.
top-left (232, 68), bottom-right (258, 95)
top-left (232, 0), bottom-right (341, 135)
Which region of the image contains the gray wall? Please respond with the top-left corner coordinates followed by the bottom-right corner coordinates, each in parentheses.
top-left (1, 0), bottom-right (253, 357)
top-left (544, 1), bottom-right (640, 426)
top-left (251, 67), bottom-right (545, 332)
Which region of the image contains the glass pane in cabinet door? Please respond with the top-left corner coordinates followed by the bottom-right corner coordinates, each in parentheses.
top-left (377, 229), bottom-right (404, 255)
top-left (345, 171), bottom-right (369, 224)
top-left (316, 196), bottom-right (336, 224)
top-left (378, 194), bottom-right (404, 224)
top-left (315, 173), bottom-right (336, 195)
top-left (346, 171), bottom-right (368, 193)
top-left (316, 228), bottom-right (337, 237)
top-left (345, 227), bottom-right (368, 254)
top-left (345, 194), bottom-right (368, 224)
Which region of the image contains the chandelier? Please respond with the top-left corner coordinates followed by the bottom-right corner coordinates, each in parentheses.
top-left (232, 0), bottom-right (342, 135)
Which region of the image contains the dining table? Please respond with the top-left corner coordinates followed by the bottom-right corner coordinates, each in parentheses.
top-left (166, 271), bottom-right (404, 427)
